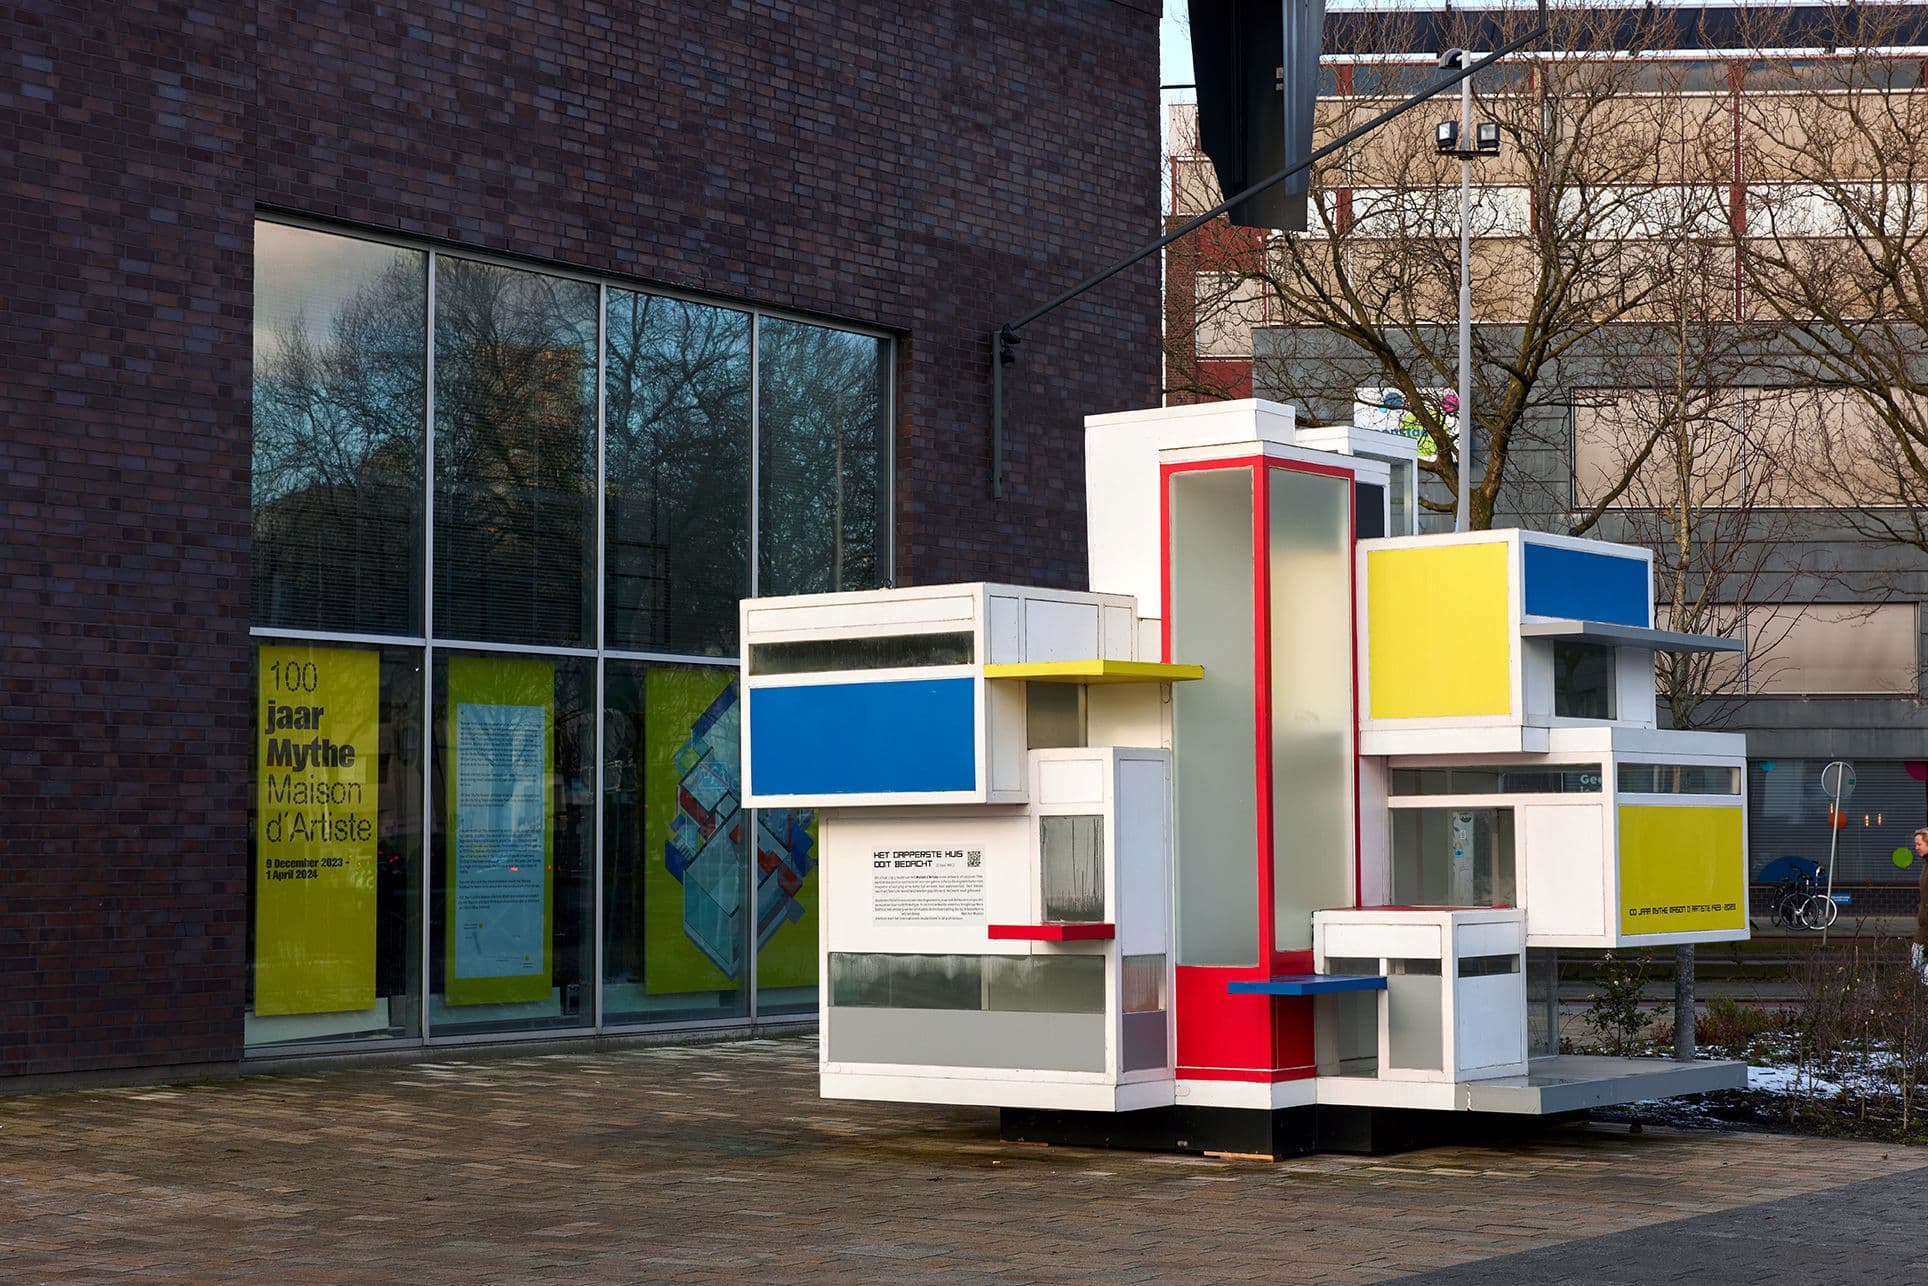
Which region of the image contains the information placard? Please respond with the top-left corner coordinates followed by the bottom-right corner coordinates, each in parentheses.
top-left (255, 645), bottom-right (379, 1016)
top-left (446, 656), bottom-right (554, 1006)
top-left (871, 848), bottom-right (986, 924)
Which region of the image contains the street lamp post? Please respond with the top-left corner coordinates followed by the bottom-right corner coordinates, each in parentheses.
top-left (1457, 60), bottom-right (1473, 533)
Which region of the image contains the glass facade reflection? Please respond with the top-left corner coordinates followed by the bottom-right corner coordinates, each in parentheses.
top-left (246, 219), bottom-right (884, 1050)
top-left (253, 224), bottom-right (426, 636)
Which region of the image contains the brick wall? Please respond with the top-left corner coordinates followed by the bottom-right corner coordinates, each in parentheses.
top-left (1, 1), bottom-right (1160, 1078)
top-left (1, 2), bottom-right (257, 1077)
top-left (251, 0), bottom-right (1162, 592)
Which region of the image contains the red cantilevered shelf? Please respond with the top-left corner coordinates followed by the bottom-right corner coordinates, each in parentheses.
top-left (986, 923), bottom-right (1115, 942)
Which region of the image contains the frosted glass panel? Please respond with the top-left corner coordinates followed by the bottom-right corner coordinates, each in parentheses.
top-left (1170, 469), bottom-right (1259, 966)
top-left (1040, 815), bottom-right (1104, 922)
top-left (1387, 960), bottom-right (1444, 1071)
top-left (1268, 468), bottom-right (1354, 951)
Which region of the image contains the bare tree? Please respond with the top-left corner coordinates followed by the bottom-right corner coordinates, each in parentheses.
top-left (1237, 4), bottom-right (1739, 528)
top-left (1730, 7), bottom-right (1928, 549)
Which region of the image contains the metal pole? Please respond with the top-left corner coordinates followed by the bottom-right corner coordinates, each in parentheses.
top-left (1455, 59), bottom-right (1474, 533)
top-left (1823, 775), bottom-right (1843, 946)
top-left (1674, 943), bottom-right (1695, 1061)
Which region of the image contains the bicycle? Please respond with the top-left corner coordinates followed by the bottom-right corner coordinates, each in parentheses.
top-left (1769, 870), bottom-right (1839, 930)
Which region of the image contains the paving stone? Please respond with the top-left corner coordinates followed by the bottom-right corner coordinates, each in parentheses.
top-left (0, 1035), bottom-right (1922, 1282)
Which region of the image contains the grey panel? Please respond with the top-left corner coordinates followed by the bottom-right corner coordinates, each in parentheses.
top-left (1464, 1056), bottom-right (1747, 1114)
top-left (828, 1007), bottom-right (1106, 1072)
top-left (1120, 1010), bottom-right (1168, 1072)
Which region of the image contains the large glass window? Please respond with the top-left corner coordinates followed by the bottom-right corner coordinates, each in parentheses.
top-left (1749, 758), bottom-right (1928, 885)
top-left (253, 224), bottom-right (426, 635)
top-left (757, 317), bottom-right (891, 597)
top-left (433, 257), bottom-right (599, 647)
top-left (250, 220), bottom-right (892, 1049)
top-left (246, 641), bottom-right (423, 1047)
top-left (603, 292), bottom-right (750, 656)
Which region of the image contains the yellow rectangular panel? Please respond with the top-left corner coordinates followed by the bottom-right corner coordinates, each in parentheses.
top-left (982, 660), bottom-right (1204, 684)
top-left (1618, 805), bottom-right (1746, 936)
top-left (1367, 543), bottom-right (1512, 718)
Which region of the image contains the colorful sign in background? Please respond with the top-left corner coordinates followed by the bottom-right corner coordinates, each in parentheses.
top-left (255, 645), bottom-right (379, 1016)
top-left (446, 655), bottom-right (555, 1006)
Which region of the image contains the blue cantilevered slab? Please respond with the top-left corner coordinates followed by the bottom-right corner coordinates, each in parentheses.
top-left (1226, 974), bottom-right (1387, 997)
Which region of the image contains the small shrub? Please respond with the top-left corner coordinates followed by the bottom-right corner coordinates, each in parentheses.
top-left (1584, 951), bottom-right (1656, 1056)
top-left (1697, 996), bottom-right (1776, 1050)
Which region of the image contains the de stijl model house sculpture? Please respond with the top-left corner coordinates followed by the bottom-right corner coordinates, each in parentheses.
top-left (740, 401), bottom-right (1748, 1156)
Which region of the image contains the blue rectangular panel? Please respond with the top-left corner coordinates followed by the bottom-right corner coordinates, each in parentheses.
top-left (1522, 543), bottom-right (1649, 627)
top-left (1226, 974), bottom-right (1388, 996)
top-left (750, 677), bottom-right (976, 796)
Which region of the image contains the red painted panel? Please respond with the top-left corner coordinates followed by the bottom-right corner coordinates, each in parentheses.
top-left (1174, 965), bottom-right (1272, 1074)
top-left (985, 923), bottom-right (1115, 941)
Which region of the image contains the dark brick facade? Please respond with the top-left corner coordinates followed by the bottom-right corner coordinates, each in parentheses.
top-left (1, 1), bottom-right (1161, 1079)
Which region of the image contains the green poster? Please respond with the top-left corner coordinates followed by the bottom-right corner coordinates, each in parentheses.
top-left (255, 645), bottom-right (379, 1016)
top-left (446, 656), bottom-right (554, 1006)
top-left (643, 668), bottom-right (819, 994)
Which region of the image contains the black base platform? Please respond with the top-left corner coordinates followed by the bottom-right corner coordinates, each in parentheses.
top-left (999, 1103), bottom-right (1579, 1159)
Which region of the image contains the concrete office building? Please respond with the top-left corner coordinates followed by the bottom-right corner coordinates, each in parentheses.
top-left (1, 1), bottom-right (1162, 1084)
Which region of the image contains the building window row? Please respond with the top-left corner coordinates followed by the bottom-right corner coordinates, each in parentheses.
top-left (249, 219), bottom-right (891, 1051)
top-left (254, 218), bottom-right (891, 655)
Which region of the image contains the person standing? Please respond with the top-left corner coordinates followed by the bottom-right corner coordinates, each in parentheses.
top-left (1914, 828), bottom-right (1928, 982)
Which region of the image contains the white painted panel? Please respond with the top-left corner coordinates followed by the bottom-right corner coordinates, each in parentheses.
top-left (1174, 1076), bottom-right (1319, 1110)
top-left (1039, 757), bottom-right (1106, 805)
top-left (986, 679), bottom-right (1027, 797)
top-left (825, 811), bottom-right (1034, 954)
top-left (1453, 920), bottom-right (1521, 959)
top-left (1115, 755), bottom-right (1171, 956)
top-left (744, 593), bottom-right (977, 637)
top-left (820, 1071), bottom-right (1175, 1113)
top-left (1615, 645), bottom-right (1657, 729)
top-left (1083, 400), bottom-right (1301, 615)
top-left (1454, 974), bottom-right (1526, 1076)
top-left (1102, 606), bottom-right (1135, 660)
top-left (1138, 617), bottom-right (1163, 660)
top-left (1025, 598), bottom-right (1101, 662)
top-left (989, 595), bottom-right (1023, 665)
top-left (1322, 922), bottom-right (1440, 959)
top-left (1521, 803), bottom-right (1607, 940)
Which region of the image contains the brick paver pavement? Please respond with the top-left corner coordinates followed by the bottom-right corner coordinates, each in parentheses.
top-left (1, 1035), bottom-right (1922, 1283)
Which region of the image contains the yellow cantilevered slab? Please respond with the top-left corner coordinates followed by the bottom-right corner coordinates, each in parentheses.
top-left (982, 660), bottom-right (1204, 684)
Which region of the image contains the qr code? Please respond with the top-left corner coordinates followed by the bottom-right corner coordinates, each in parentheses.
top-left (966, 854), bottom-right (981, 868)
